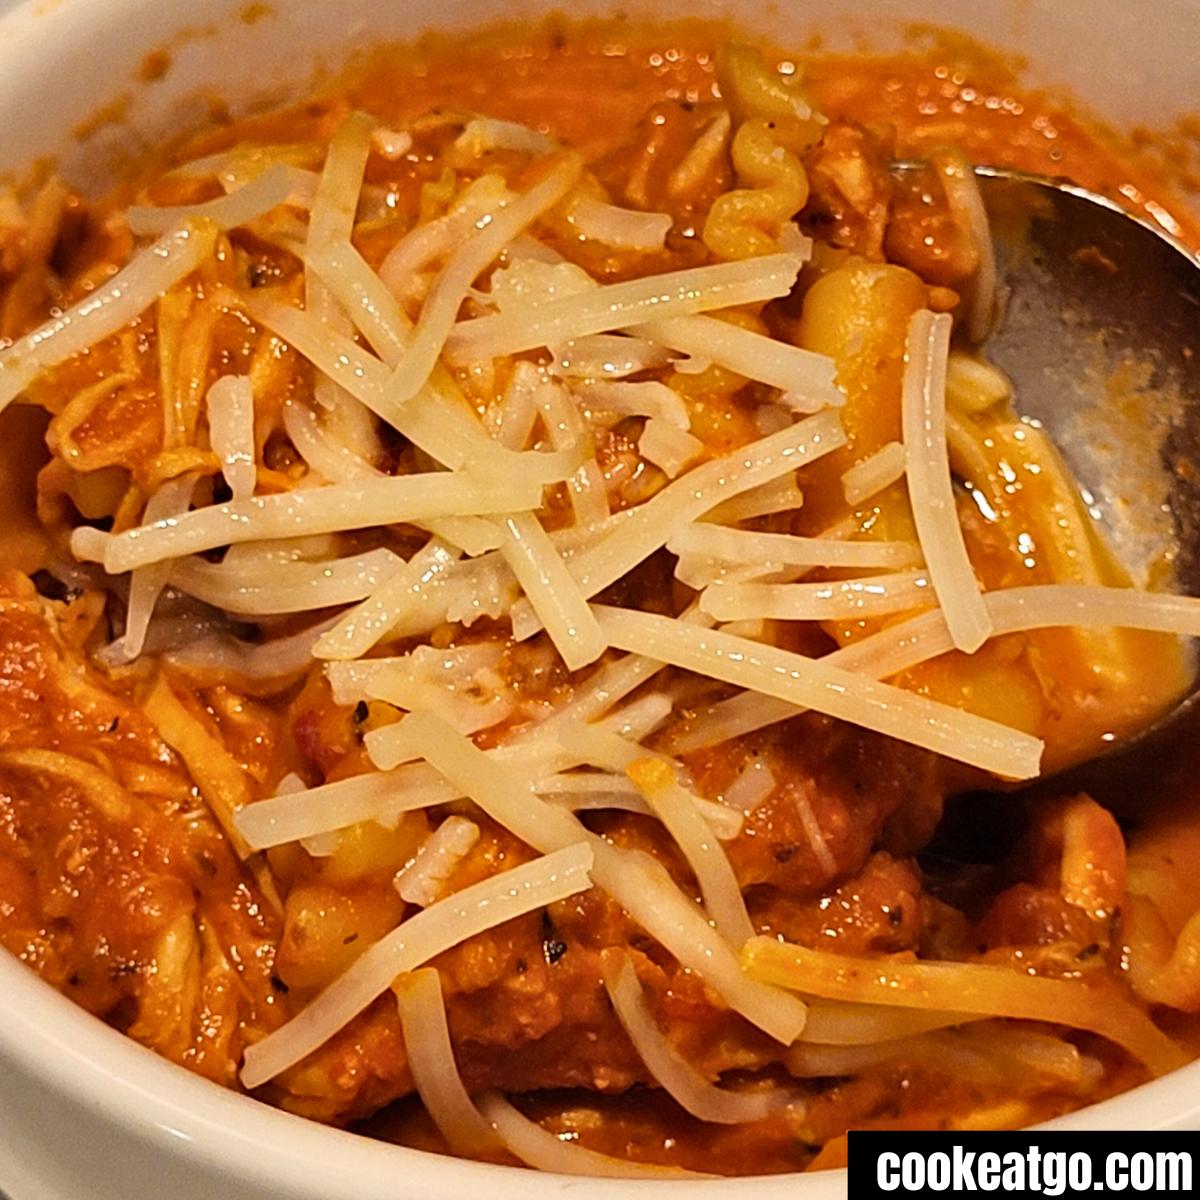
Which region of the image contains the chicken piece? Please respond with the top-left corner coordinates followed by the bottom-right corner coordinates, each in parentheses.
top-left (0, 574), bottom-right (286, 1085)
top-left (973, 795), bottom-right (1127, 970)
top-left (798, 120), bottom-right (895, 259)
top-left (884, 159), bottom-right (981, 288)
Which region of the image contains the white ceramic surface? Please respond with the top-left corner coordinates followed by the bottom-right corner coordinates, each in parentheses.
top-left (1, 1), bottom-right (1199, 1196)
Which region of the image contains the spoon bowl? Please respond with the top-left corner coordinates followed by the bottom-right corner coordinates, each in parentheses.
top-left (956, 166), bottom-right (1200, 799)
top-left (976, 167), bottom-right (1200, 594)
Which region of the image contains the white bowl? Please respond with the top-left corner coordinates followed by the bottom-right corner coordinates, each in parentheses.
top-left (1, 1), bottom-right (1198, 1196)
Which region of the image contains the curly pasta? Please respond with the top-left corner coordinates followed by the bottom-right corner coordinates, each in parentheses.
top-left (1124, 898), bottom-right (1200, 1011)
top-left (715, 42), bottom-right (817, 125)
top-left (703, 45), bottom-right (821, 260)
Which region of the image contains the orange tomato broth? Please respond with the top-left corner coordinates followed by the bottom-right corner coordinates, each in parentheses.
top-left (159, 18), bottom-right (1199, 240)
top-left (62, 18), bottom-right (1182, 777)
top-left (284, 16), bottom-right (1196, 770)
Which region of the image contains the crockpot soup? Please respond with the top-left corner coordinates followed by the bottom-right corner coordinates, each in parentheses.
top-left (1, 19), bottom-right (1199, 1176)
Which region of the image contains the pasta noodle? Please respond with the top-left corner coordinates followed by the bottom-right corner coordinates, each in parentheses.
top-left (702, 45), bottom-right (819, 260)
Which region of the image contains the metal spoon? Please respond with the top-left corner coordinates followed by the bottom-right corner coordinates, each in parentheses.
top-left (916, 164), bottom-right (1200, 802)
top-left (973, 167), bottom-right (1200, 592)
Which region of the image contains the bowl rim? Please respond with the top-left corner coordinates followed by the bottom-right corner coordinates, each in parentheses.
top-left (0, 948), bottom-right (845, 1196)
top-left (0, 0), bottom-right (1199, 1193)
top-left (4, 942), bottom-right (1200, 1196)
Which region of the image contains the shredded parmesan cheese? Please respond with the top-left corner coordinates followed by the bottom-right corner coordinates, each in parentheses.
top-left (626, 756), bottom-right (755, 947)
top-left (241, 296), bottom-right (577, 485)
top-left (675, 578), bottom-right (1200, 753)
top-left (42, 87), bottom-right (1168, 1158)
top-left (370, 712), bottom-right (592, 850)
top-left (902, 310), bottom-right (993, 654)
top-left (327, 643), bottom-right (505, 706)
top-left (535, 373), bottom-right (609, 527)
top-left (396, 817), bottom-right (481, 907)
top-left (575, 379), bottom-right (689, 428)
top-left (790, 781), bottom-right (838, 878)
top-left (668, 110), bottom-right (732, 198)
top-left (540, 771), bottom-right (734, 832)
top-left (166, 616), bottom-right (337, 681)
top-left (126, 165), bottom-right (294, 237)
top-left (669, 525), bottom-right (922, 572)
top-left (602, 951), bottom-right (793, 1124)
top-left (639, 419), bottom-right (704, 478)
top-left (837, 583), bottom-right (1200, 682)
top-left (701, 571), bottom-right (934, 623)
top-left (638, 314), bottom-right (842, 407)
top-left (548, 333), bottom-right (671, 380)
top-left (542, 775), bottom-right (740, 840)
top-left (744, 937), bottom-right (1187, 1075)
top-left (721, 759), bottom-right (776, 812)
top-left (0, 222), bottom-right (215, 412)
top-left (378, 174), bottom-right (514, 301)
top-left (236, 766), bottom-right (457, 850)
top-left (374, 712), bottom-right (806, 1044)
top-left (478, 1092), bottom-right (712, 1178)
top-left (487, 361), bottom-right (542, 449)
top-left (306, 110), bottom-right (374, 324)
top-left (939, 155), bottom-right (999, 343)
top-left (570, 199), bottom-right (673, 252)
top-left (306, 239), bottom-right (410, 367)
top-left (589, 840), bottom-right (806, 1044)
top-left (554, 721), bottom-right (750, 931)
top-left (387, 157), bottom-right (583, 408)
top-left (496, 511), bottom-right (607, 670)
top-left (454, 117), bottom-right (556, 158)
top-left (512, 410), bottom-right (846, 636)
top-left (366, 666), bottom-right (513, 737)
top-left (314, 539), bottom-right (461, 661)
top-left (113, 474), bottom-right (197, 661)
top-left (370, 665), bottom-right (506, 729)
top-left (592, 605), bottom-right (1043, 779)
top-left (842, 440), bottom-right (908, 507)
top-left (371, 127), bottom-right (413, 160)
top-left (392, 969), bottom-right (500, 1155)
top-left (240, 842), bottom-right (595, 1088)
top-left (442, 556), bottom-right (519, 628)
top-left (703, 475), bottom-right (805, 524)
top-left (170, 548), bottom-right (403, 615)
top-left (447, 252), bottom-right (806, 362)
top-left (237, 694), bottom-right (691, 853)
top-left (282, 397), bottom-right (379, 484)
top-left (205, 376), bottom-right (257, 501)
top-left (93, 474), bottom-right (540, 574)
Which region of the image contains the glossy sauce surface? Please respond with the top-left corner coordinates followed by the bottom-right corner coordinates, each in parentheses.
top-left (1, 18), bottom-right (1198, 1178)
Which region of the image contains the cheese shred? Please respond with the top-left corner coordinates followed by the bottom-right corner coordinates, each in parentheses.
top-left (744, 937), bottom-right (1187, 1076)
top-left (602, 950), bottom-right (795, 1124)
top-left (240, 842), bottom-right (595, 1088)
top-left (448, 253), bottom-right (805, 361)
top-left (593, 605), bottom-right (1043, 779)
top-left (0, 222), bottom-right (215, 412)
top-left (901, 310), bottom-right (993, 654)
top-left (91, 474), bottom-right (541, 574)
top-left (393, 969), bottom-right (500, 1155)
